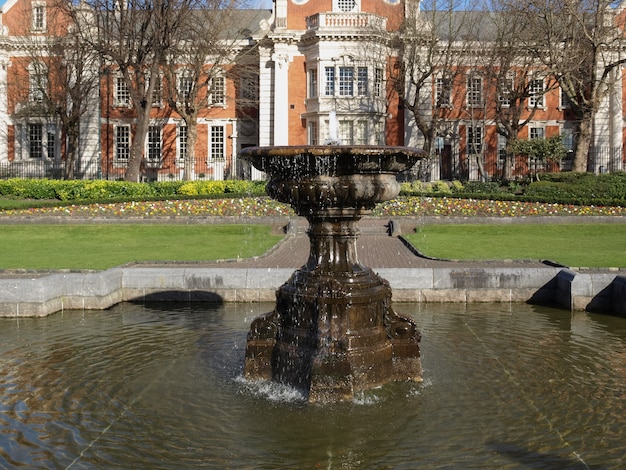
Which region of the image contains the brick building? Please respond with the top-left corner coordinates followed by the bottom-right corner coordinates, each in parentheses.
top-left (0, 0), bottom-right (624, 181)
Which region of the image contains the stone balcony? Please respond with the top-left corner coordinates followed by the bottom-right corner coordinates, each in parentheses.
top-left (305, 12), bottom-right (387, 32)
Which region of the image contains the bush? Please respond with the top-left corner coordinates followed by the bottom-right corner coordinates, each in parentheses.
top-left (0, 178), bottom-right (59, 199)
top-left (460, 181), bottom-right (502, 194)
top-left (432, 180), bottom-right (452, 193)
top-left (525, 172), bottom-right (626, 203)
top-left (0, 179), bottom-right (268, 201)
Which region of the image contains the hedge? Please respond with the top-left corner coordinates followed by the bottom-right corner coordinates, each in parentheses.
top-left (0, 178), bottom-right (267, 202)
top-left (0, 173), bottom-right (624, 207)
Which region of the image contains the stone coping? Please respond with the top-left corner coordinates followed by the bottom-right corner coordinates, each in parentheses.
top-left (0, 264), bottom-right (624, 318)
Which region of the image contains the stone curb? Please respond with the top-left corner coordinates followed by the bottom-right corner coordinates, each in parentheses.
top-left (1, 265), bottom-right (624, 318)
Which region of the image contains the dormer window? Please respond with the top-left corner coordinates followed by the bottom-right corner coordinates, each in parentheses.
top-left (32, 2), bottom-right (46, 32)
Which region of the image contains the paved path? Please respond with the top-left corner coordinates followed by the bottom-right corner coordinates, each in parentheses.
top-left (161, 217), bottom-right (550, 270)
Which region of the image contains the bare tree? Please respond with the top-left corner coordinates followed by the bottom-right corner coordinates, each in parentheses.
top-left (8, 1), bottom-right (100, 179)
top-left (515, 0), bottom-right (626, 172)
top-left (70, 0), bottom-right (194, 181)
top-left (48, 8), bottom-right (101, 179)
top-left (393, 0), bottom-right (460, 156)
top-left (163, 2), bottom-right (257, 180)
top-left (480, 1), bottom-right (558, 180)
top-left (392, 0), bottom-right (486, 182)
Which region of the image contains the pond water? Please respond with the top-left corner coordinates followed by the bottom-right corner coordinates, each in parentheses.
top-left (1, 302), bottom-right (625, 469)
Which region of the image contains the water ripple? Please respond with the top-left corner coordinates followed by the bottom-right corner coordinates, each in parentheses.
top-left (0, 303), bottom-right (625, 468)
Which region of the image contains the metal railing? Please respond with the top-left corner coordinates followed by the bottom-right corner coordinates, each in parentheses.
top-left (0, 160), bottom-right (65, 179)
top-left (1, 147), bottom-right (623, 182)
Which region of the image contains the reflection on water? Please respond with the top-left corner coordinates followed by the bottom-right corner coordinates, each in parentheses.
top-left (1, 302), bottom-right (625, 469)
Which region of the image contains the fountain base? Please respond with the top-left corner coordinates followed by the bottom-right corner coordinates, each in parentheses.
top-left (245, 262), bottom-right (422, 403)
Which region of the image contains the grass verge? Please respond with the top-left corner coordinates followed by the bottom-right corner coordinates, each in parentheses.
top-left (404, 224), bottom-right (626, 268)
top-left (0, 224), bottom-right (283, 270)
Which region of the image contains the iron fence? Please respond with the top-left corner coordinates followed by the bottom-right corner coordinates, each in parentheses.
top-left (0, 160), bottom-right (65, 179)
top-left (1, 147), bottom-right (623, 182)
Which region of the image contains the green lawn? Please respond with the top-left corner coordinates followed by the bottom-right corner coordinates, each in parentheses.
top-left (1, 222), bottom-right (624, 270)
top-left (0, 224), bottom-right (283, 270)
top-left (404, 224), bottom-right (626, 268)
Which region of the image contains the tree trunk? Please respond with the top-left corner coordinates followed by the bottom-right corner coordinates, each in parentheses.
top-left (504, 138), bottom-right (517, 180)
top-left (125, 106), bottom-right (151, 182)
top-left (64, 126), bottom-right (80, 180)
top-left (573, 114), bottom-right (593, 173)
top-left (475, 155), bottom-right (487, 182)
top-left (183, 122), bottom-right (198, 181)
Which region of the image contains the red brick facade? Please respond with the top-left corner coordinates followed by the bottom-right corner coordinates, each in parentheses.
top-left (0, 0), bottom-right (624, 180)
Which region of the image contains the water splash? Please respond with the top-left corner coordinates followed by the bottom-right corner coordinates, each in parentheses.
top-left (236, 376), bottom-right (307, 403)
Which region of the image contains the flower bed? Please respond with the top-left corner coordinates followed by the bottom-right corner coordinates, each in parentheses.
top-left (1, 196), bottom-right (625, 219)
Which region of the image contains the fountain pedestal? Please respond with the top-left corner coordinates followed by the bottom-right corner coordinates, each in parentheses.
top-left (242, 146), bottom-right (424, 403)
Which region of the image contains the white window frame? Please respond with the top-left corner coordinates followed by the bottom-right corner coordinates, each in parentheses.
top-left (324, 67), bottom-right (335, 96)
top-left (28, 123), bottom-right (44, 158)
top-left (497, 133), bottom-right (507, 167)
top-left (498, 75), bottom-right (514, 108)
top-left (560, 86), bottom-right (573, 109)
top-left (146, 125), bottom-right (162, 164)
top-left (466, 75), bottom-right (483, 108)
top-left (561, 127), bottom-right (574, 151)
top-left (529, 126), bottom-right (546, 170)
top-left (114, 75), bottom-right (131, 107)
top-left (375, 120), bottom-right (385, 145)
top-left (529, 78), bottom-right (544, 108)
top-left (338, 66), bottom-right (354, 96)
top-left (47, 128), bottom-right (56, 159)
top-left (31, 1), bottom-right (46, 32)
top-left (529, 126), bottom-right (545, 140)
top-left (208, 75), bottom-right (225, 106)
top-left (308, 121), bottom-right (318, 145)
top-left (209, 125), bottom-right (225, 162)
top-left (178, 72), bottom-right (194, 102)
top-left (339, 120), bottom-right (354, 145)
top-left (148, 73), bottom-right (162, 107)
top-left (308, 68), bottom-right (318, 99)
top-left (177, 124), bottom-right (188, 163)
top-left (356, 66), bottom-right (368, 96)
top-left (17, 121), bottom-right (57, 159)
top-left (436, 73), bottom-right (451, 107)
top-left (114, 124), bottom-right (131, 162)
top-left (374, 68), bottom-right (383, 98)
top-left (467, 125), bottom-right (483, 155)
top-left (355, 120), bottom-right (368, 145)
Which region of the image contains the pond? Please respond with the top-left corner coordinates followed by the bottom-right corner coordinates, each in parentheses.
top-left (1, 302), bottom-right (624, 469)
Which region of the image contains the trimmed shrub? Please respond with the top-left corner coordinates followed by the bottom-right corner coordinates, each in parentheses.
top-left (433, 180), bottom-right (452, 193)
top-left (525, 172), bottom-right (626, 203)
top-left (461, 181), bottom-right (502, 194)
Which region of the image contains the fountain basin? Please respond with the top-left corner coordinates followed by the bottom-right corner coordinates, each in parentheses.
top-left (2, 302), bottom-right (626, 468)
top-left (241, 145), bottom-right (426, 402)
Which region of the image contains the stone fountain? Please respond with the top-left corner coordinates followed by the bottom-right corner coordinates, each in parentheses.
top-left (242, 145), bottom-right (425, 403)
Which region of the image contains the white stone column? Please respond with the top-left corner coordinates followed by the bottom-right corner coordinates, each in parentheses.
top-left (229, 118), bottom-right (237, 179)
top-left (78, 63), bottom-right (102, 178)
top-left (609, 67), bottom-right (623, 171)
top-left (0, 56), bottom-right (9, 162)
top-left (258, 46), bottom-right (273, 147)
top-left (272, 51), bottom-right (290, 146)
